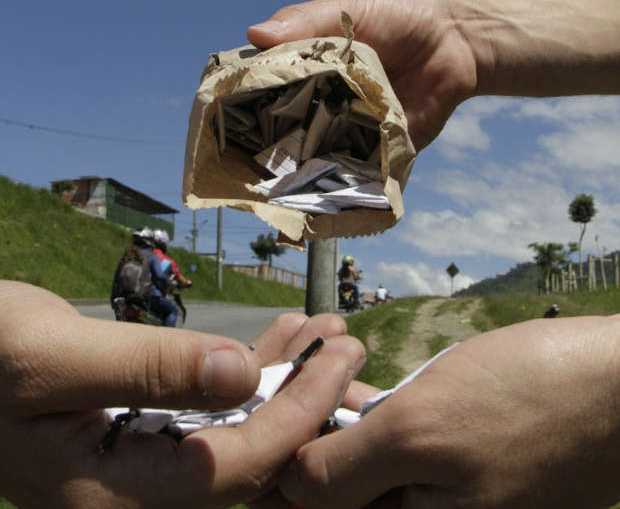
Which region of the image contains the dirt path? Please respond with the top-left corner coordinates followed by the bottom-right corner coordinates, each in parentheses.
top-left (396, 298), bottom-right (482, 372)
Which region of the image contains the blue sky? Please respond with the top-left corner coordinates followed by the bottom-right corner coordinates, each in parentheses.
top-left (2, 1), bottom-right (619, 296)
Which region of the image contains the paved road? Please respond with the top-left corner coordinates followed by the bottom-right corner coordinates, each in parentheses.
top-left (76, 302), bottom-right (303, 344)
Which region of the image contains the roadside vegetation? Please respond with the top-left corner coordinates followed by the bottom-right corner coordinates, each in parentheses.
top-left (432, 297), bottom-right (477, 317)
top-left (0, 176), bottom-right (304, 307)
top-left (346, 297), bottom-right (429, 388)
top-left (472, 287), bottom-right (620, 332)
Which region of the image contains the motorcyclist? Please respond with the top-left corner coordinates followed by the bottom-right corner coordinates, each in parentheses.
top-left (152, 229), bottom-right (192, 324)
top-left (152, 229), bottom-right (193, 290)
top-left (111, 227), bottom-right (175, 326)
top-left (375, 284), bottom-right (388, 304)
top-left (111, 227), bottom-right (153, 319)
top-left (337, 255), bottom-right (361, 308)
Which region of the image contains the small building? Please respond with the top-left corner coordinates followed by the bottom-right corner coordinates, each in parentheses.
top-left (51, 176), bottom-right (178, 238)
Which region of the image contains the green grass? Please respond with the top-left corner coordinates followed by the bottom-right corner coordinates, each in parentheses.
top-left (346, 297), bottom-right (428, 389)
top-left (0, 176), bottom-right (303, 307)
top-left (433, 297), bottom-right (476, 317)
top-left (473, 287), bottom-right (620, 332)
top-left (427, 333), bottom-right (452, 357)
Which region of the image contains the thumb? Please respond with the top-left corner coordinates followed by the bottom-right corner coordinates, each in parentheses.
top-left (4, 307), bottom-right (260, 415)
top-left (247, 1), bottom-right (362, 49)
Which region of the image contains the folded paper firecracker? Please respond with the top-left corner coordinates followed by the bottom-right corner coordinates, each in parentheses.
top-left (183, 13), bottom-right (416, 243)
top-left (103, 341), bottom-right (459, 447)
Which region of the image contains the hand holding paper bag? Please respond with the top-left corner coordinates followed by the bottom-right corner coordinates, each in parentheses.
top-left (183, 12), bottom-right (415, 241)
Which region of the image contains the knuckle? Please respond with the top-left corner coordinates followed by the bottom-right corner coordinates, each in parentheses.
top-left (288, 447), bottom-right (334, 507)
top-left (313, 313), bottom-right (347, 337)
top-left (273, 312), bottom-right (308, 331)
top-left (338, 335), bottom-right (366, 361)
top-left (129, 332), bottom-right (192, 402)
top-left (273, 4), bottom-right (309, 21)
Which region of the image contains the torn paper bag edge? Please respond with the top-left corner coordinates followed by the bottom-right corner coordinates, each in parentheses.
top-left (183, 35), bottom-right (415, 241)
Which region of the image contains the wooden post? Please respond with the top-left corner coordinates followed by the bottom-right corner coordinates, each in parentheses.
top-left (615, 254), bottom-right (620, 287)
top-left (572, 265), bottom-right (578, 292)
top-left (589, 256), bottom-right (596, 291)
top-left (561, 270), bottom-right (567, 293)
top-left (600, 254), bottom-right (608, 291)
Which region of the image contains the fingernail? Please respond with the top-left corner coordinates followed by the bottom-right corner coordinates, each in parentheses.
top-left (249, 19), bottom-right (288, 35)
top-left (201, 349), bottom-right (248, 399)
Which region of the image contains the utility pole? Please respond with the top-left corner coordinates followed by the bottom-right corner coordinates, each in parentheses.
top-left (191, 210), bottom-right (198, 253)
top-left (334, 239), bottom-right (339, 311)
top-left (305, 239), bottom-right (337, 316)
top-left (216, 207), bottom-right (224, 291)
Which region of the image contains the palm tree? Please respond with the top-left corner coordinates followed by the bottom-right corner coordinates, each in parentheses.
top-left (528, 242), bottom-right (567, 294)
top-left (568, 194), bottom-right (597, 285)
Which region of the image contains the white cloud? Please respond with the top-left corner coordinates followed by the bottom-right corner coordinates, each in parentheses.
top-left (514, 97), bottom-right (620, 173)
top-left (515, 96), bottom-right (620, 124)
top-left (405, 95), bottom-right (620, 265)
top-left (377, 262), bottom-right (476, 297)
top-left (403, 163), bottom-right (620, 262)
top-left (435, 97), bottom-right (518, 161)
top-left (539, 121), bottom-right (620, 172)
top-left (437, 113), bottom-right (491, 161)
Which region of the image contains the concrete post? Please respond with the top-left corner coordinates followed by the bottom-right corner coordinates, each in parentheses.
top-left (305, 239), bottom-right (337, 316)
top-left (216, 207), bottom-right (223, 291)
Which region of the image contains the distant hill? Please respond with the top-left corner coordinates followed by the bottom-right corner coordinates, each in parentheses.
top-left (458, 250), bottom-right (620, 297)
top-left (456, 262), bottom-right (540, 296)
top-left (0, 175), bottom-right (304, 307)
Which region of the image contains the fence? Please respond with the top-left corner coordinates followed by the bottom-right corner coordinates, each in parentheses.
top-left (225, 264), bottom-right (307, 289)
top-left (544, 253), bottom-right (620, 294)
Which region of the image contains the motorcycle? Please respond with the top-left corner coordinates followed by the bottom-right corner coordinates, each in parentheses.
top-left (113, 296), bottom-right (162, 325)
top-left (113, 280), bottom-right (189, 326)
top-left (338, 282), bottom-right (360, 313)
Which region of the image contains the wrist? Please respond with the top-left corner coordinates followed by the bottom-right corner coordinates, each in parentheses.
top-left (448, 0), bottom-right (620, 97)
top-left (445, 0), bottom-right (495, 97)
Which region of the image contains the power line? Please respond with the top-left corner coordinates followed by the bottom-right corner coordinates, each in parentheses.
top-left (0, 115), bottom-right (179, 147)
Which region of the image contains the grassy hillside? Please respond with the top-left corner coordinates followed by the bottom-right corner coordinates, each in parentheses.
top-left (473, 287), bottom-right (620, 331)
top-left (458, 257), bottom-right (620, 298)
top-left (456, 262), bottom-right (540, 296)
top-left (346, 297), bottom-right (429, 388)
top-left (0, 176), bottom-right (304, 307)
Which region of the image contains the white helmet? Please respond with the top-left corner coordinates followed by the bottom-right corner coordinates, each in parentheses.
top-left (133, 226), bottom-right (154, 240)
top-left (153, 229), bottom-right (170, 246)
top-left (132, 227), bottom-right (154, 247)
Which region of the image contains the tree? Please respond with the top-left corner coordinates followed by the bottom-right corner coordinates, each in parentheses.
top-left (250, 232), bottom-right (286, 267)
top-left (568, 194), bottom-right (597, 284)
top-left (528, 242), bottom-right (566, 294)
top-left (446, 263), bottom-right (460, 296)
top-left (567, 241), bottom-right (579, 261)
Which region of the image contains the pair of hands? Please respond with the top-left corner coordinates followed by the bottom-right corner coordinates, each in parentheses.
top-left (0, 281), bottom-right (364, 508)
top-left (4, 2), bottom-right (620, 506)
top-left (4, 282), bottom-right (620, 508)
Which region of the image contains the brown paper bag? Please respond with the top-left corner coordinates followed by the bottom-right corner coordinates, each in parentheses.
top-left (183, 14), bottom-right (415, 241)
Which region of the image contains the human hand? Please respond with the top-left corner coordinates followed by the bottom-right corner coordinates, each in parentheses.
top-left (278, 316), bottom-right (620, 508)
top-left (0, 281), bottom-right (364, 508)
top-left (248, 0), bottom-right (479, 150)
